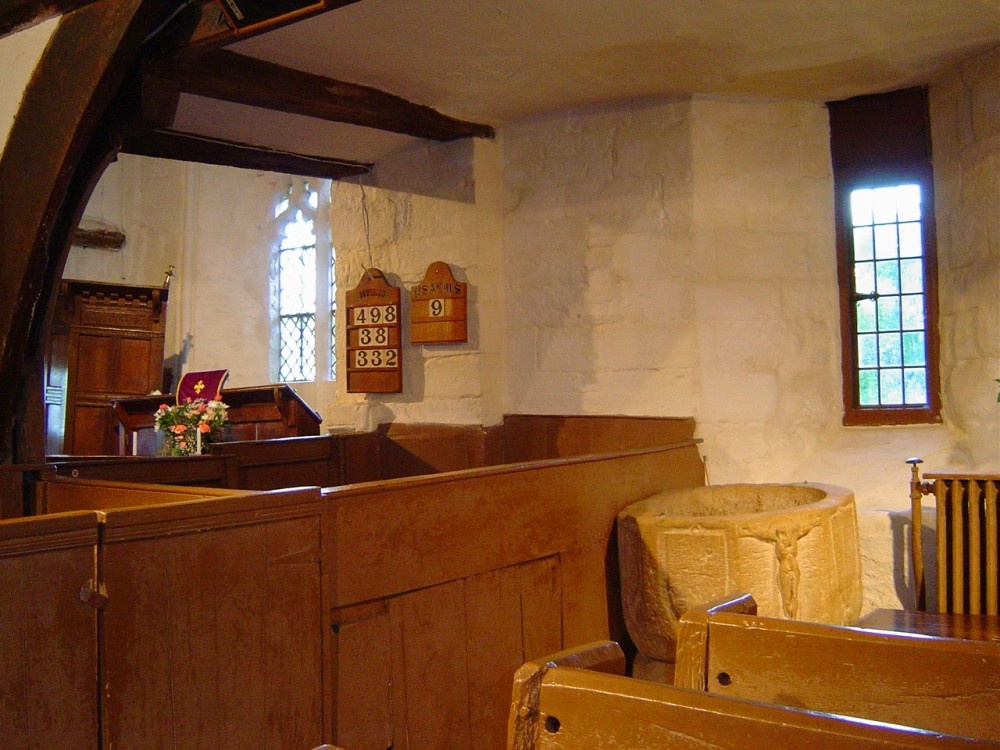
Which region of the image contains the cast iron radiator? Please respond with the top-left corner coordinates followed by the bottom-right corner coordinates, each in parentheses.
top-left (909, 458), bottom-right (1000, 614)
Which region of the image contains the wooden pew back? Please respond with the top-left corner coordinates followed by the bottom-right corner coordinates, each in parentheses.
top-left (675, 595), bottom-right (1000, 741)
top-left (324, 440), bottom-right (706, 748)
top-left (0, 511), bottom-right (101, 749)
top-left (0, 485), bottom-right (329, 749)
top-left (509, 641), bottom-right (986, 749)
top-left (37, 475), bottom-right (238, 513)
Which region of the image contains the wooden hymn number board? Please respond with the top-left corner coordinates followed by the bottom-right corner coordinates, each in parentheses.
top-left (410, 261), bottom-right (468, 344)
top-left (345, 268), bottom-right (402, 393)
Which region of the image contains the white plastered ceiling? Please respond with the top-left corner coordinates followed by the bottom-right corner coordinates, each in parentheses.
top-left (181, 0), bottom-right (1000, 162)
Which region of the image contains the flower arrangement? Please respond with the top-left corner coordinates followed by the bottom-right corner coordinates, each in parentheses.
top-left (153, 398), bottom-right (229, 456)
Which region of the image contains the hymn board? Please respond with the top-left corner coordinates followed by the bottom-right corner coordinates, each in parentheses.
top-left (345, 263), bottom-right (469, 393)
top-left (345, 269), bottom-right (402, 393)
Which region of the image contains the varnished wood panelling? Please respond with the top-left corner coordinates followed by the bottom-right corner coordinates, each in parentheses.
top-left (502, 414), bottom-right (698, 463)
top-left (0, 464), bottom-right (35, 518)
top-left (380, 422), bottom-right (503, 476)
top-left (49, 454), bottom-right (237, 488)
top-left (213, 434), bottom-right (341, 489)
top-left (332, 558), bottom-right (563, 750)
top-left (331, 602), bottom-right (394, 749)
top-left (100, 489), bottom-right (326, 748)
top-left (465, 567), bottom-right (533, 750)
top-left (399, 580), bottom-right (473, 748)
top-left (0, 512), bottom-right (99, 750)
top-left (325, 442), bottom-right (704, 605)
top-left (38, 475), bottom-right (236, 514)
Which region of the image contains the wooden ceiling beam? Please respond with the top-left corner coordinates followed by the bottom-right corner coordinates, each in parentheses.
top-left (120, 128), bottom-right (372, 180)
top-left (0, 0), bottom-right (102, 37)
top-left (148, 48), bottom-right (495, 142)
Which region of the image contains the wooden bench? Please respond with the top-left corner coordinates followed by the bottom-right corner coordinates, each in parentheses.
top-left (674, 594), bottom-right (1000, 742)
top-left (508, 641), bottom-right (985, 749)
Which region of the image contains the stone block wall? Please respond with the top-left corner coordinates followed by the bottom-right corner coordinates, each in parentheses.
top-left (501, 97), bottom-right (842, 484)
top-left (931, 47), bottom-right (1000, 469)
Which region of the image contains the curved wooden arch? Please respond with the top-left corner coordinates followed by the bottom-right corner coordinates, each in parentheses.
top-left (0, 1), bottom-right (156, 462)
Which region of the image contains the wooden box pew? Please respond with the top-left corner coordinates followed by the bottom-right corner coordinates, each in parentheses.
top-left (507, 641), bottom-right (989, 749)
top-left (208, 433), bottom-right (349, 489)
top-left (98, 485), bottom-right (330, 749)
top-left (321, 439), bottom-right (705, 749)
top-left (500, 414), bottom-right (697, 463)
top-left (25, 415), bottom-right (699, 498)
top-left (0, 484), bottom-right (331, 749)
top-left (674, 594), bottom-right (1000, 742)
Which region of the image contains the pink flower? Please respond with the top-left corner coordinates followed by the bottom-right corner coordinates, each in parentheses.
top-left (198, 422), bottom-right (211, 433)
top-left (171, 424), bottom-right (187, 434)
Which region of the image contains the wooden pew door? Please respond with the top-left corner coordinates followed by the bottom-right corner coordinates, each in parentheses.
top-left (0, 512), bottom-right (100, 749)
top-left (332, 556), bottom-right (563, 750)
top-left (98, 489), bottom-right (328, 748)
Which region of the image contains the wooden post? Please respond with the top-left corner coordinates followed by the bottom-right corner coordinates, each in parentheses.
top-left (0, 0), bottom-right (159, 462)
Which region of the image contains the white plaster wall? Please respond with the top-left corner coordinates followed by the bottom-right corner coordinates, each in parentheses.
top-left (688, 97), bottom-right (842, 483)
top-left (172, 164), bottom-right (280, 387)
top-left (503, 99), bottom-right (697, 418)
top-left (68, 157), bottom-right (281, 392)
top-left (501, 96), bottom-right (847, 481)
top-left (0, 18), bottom-right (57, 156)
top-left (322, 138), bottom-right (505, 430)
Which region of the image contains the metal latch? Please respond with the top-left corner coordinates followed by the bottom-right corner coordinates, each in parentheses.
top-left (79, 579), bottom-right (109, 610)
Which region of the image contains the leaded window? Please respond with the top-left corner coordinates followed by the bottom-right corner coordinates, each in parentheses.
top-left (830, 87), bottom-right (940, 426)
top-left (849, 184), bottom-right (928, 408)
top-left (272, 178), bottom-right (335, 382)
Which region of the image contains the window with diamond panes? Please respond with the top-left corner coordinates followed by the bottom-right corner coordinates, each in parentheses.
top-left (273, 179), bottom-right (334, 382)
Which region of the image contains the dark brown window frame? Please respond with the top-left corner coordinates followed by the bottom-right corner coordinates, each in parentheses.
top-left (830, 89), bottom-right (942, 427)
